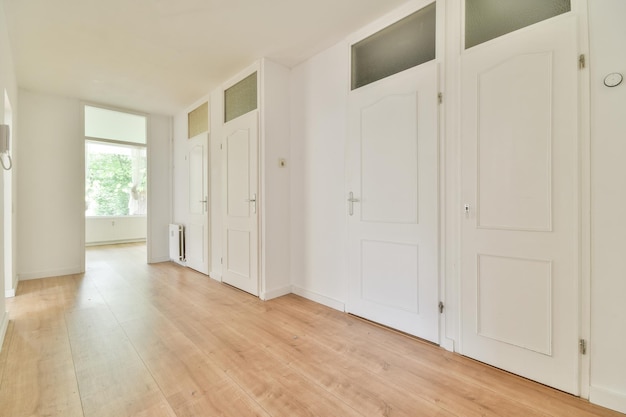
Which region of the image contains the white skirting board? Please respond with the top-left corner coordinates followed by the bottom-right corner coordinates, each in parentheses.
top-left (292, 285), bottom-right (345, 312)
top-left (261, 285), bottom-right (292, 301)
top-left (590, 386), bottom-right (626, 414)
top-left (18, 266), bottom-right (82, 281)
top-left (0, 311), bottom-right (8, 351)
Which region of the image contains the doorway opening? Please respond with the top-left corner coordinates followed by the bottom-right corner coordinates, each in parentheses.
top-left (83, 104), bottom-right (148, 255)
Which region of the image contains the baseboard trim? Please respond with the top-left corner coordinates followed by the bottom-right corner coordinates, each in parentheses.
top-left (292, 286), bottom-right (345, 312)
top-left (85, 238), bottom-right (146, 246)
top-left (208, 272), bottom-right (222, 282)
top-left (590, 386), bottom-right (626, 414)
top-left (4, 288), bottom-right (15, 298)
top-left (18, 266), bottom-right (82, 281)
top-left (262, 285), bottom-right (292, 301)
top-left (0, 311), bottom-right (8, 350)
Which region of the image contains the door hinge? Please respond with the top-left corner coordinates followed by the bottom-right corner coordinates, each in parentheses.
top-left (438, 92), bottom-right (443, 104)
top-left (220, 257), bottom-right (223, 265)
top-left (220, 143), bottom-right (223, 150)
top-left (579, 339), bottom-right (587, 355)
top-left (438, 301), bottom-right (444, 314)
top-left (578, 54), bottom-right (586, 69)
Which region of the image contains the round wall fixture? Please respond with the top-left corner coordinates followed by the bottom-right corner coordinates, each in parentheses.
top-left (604, 72), bottom-right (623, 87)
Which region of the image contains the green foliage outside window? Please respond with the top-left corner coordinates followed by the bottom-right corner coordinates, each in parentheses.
top-left (86, 153), bottom-right (133, 216)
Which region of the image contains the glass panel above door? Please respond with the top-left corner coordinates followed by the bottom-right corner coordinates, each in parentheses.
top-left (224, 72), bottom-right (258, 123)
top-left (351, 3), bottom-right (436, 90)
top-left (465, 0), bottom-right (571, 49)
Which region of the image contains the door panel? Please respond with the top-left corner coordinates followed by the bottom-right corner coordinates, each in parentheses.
top-left (460, 16), bottom-right (579, 394)
top-left (186, 133), bottom-right (209, 274)
top-left (347, 61), bottom-right (439, 343)
top-left (222, 111), bottom-right (259, 296)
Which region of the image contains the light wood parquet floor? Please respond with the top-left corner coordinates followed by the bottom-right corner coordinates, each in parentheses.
top-left (0, 243), bottom-right (622, 417)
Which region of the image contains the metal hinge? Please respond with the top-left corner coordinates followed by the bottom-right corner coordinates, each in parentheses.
top-left (438, 302), bottom-right (444, 314)
top-left (438, 92), bottom-right (443, 104)
top-left (220, 143), bottom-right (223, 150)
top-left (220, 257), bottom-right (223, 265)
top-left (579, 339), bottom-right (587, 355)
top-left (578, 54), bottom-right (586, 69)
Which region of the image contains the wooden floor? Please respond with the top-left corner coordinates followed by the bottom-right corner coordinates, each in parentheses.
top-left (0, 243), bottom-right (622, 417)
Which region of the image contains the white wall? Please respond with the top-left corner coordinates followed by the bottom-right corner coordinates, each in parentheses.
top-left (0, 0), bottom-right (18, 344)
top-left (260, 59), bottom-right (292, 299)
top-left (147, 113), bottom-right (172, 263)
top-left (17, 90), bottom-right (84, 280)
top-left (589, 0), bottom-right (626, 412)
top-left (289, 42), bottom-right (349, 310)
top-left (85, 216), bottom-right (146, 245)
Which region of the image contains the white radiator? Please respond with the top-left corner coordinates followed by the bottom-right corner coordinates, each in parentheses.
top-left (169, 224), bottom-right (185, 263)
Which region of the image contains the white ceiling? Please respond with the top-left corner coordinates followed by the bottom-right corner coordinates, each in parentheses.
top-left (2, 0), bottom-right (409, 115)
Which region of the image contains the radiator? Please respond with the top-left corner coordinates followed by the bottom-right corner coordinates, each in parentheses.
top-left (169, 224), bottom-right (185, 262)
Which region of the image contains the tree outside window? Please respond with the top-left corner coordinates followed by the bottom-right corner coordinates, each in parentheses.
top-left (85, 142), bottom-right (147, 216)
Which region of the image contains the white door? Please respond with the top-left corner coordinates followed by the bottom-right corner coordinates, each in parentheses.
top-left (460, 15), bottom-right (580, 394)
top-left (347, 61), bottom-right (440, 343)
top-left (186, 132), bottom-right (209, 274)
top-left (222, 111), bottom-right (259, 296)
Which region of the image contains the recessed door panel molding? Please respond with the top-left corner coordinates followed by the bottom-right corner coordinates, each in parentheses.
top-left (227, 229), bottom-right (251, 278)
top-left (361, 93), bottom-right (419, 224)
top-left (361, 240), bottom-right (419, 313)
top-left (477, 254), bottom-right (552, 355)
top-left (226, 129), bottom-right (250, 218)
top-left (477, 52), bottom-right (553, 232)
top-left (189, 144), bottom-right (205, 215)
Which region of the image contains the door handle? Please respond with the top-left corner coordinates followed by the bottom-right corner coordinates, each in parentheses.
top-left (347, 191), bottom-right (360, 216)
top-left (245, 193), bottom-right (257, 214)
top-left (199, 197), bottom-right (208, 212)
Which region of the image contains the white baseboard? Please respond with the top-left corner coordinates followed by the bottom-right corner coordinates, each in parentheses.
top-left (292, 285), bottom-right (345, 312)
top-left (4, 288), bottom-right (15, 298)
top-left (590, 386), bottom-right (626, 414)
top-left (262, 285), bottom-right (292, 301)
top-left (0, 311), bottom-right (8, 351)
top-left (85, 238), bottom-right (146, 246)
top-left (208, 272), bottom-right (222, 282)
top-left (18, 266), bottom-right (82, 281)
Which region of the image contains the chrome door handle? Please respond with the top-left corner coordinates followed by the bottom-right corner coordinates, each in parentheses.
top-left (347, 191), bottom-right (360, 216)
top-left (245, 193), bottom-right (257, 214)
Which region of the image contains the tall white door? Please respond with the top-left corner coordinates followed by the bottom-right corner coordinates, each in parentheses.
top-left (347, 61), bottom-right (440, 343)
top-left (222, 111), bottom-right (259, 296)
top-left (186, 132), bottom-right (209, 275)
top-left (460, 16), bottom-right (580, 394)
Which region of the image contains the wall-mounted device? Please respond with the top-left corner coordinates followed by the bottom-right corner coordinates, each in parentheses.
top-left (0, 124), bottom-right (13, 170)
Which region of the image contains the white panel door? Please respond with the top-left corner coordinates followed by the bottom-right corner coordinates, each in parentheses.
top-left (460, 16), bottom-right (580, 394)
top-left (186, 132), bottom-right (209, 274)
top-left (347, 61), bottom-right (439, 343)
top-left (222, 111), bottom-right (259, 296)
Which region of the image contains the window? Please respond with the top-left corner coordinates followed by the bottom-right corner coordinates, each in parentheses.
top-left (351, 3), bottom-right (436, 90)
top-left (465, 0), bottom-right (571, 49)
top-left (84, 105), bottom-right (147, 217)
top-left (224, 72), bottom-right (258, 122)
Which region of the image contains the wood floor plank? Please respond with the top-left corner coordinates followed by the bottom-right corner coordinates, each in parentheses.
top-left (0, 243), bottom-right (623, 417)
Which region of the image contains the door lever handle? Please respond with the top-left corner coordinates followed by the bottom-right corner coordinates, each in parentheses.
top-left (347, 192), bottom-right (360, 216)
top-left (245, 193), bottom-right (257, 214)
